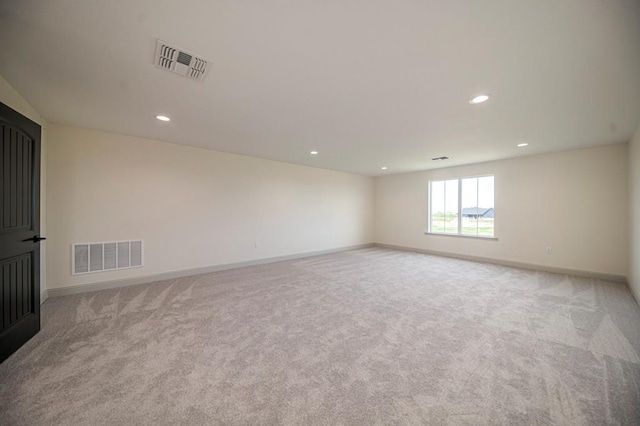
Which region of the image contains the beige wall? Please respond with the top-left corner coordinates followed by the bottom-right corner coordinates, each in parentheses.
top-left (3, 71), bottom-right (634, 294)
top-left (0, 74), bottom-right (48, 296)
top-left (0, 75), bottom-right (43, 125)
top-left (375, 144), bottom-right (628, 277)
top-left (629, 123), bottom-right (640, 301)
top-left (46, 124), bottom-right (374, 290)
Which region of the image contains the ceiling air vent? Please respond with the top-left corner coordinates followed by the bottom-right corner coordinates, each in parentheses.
top-left (154, 40), bottom-right (210, 82)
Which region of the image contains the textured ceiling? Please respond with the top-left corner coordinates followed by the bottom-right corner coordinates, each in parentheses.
top-left (1, 0), bottom-right (639, 176)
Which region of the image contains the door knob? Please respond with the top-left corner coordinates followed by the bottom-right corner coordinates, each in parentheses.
top-left (24, 235), bottom-right (47, 243)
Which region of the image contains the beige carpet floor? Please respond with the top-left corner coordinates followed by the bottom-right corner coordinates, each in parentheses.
top-left (1, 247), bottom-right (639, 425)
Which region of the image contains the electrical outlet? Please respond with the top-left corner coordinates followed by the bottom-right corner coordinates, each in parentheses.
top-left (254, 242), bottom-right (260, 248)
top-left (545, 247), bottom-right (553, 255)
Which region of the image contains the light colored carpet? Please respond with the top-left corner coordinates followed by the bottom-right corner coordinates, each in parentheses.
top-left (1, 247), bottom-right (639, 425)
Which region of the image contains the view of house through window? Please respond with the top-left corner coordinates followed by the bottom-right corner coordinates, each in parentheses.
top-left (429, 175), bottom-right (494, 237)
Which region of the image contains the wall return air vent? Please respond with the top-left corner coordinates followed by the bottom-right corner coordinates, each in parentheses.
top-left (154, 40), bottom-right (210, 82)
top-left (72, 240), bottom-right (144, 275)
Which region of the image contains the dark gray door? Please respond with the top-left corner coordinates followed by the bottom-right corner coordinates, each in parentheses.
top-left (0, 101), bottom-right (42, 363)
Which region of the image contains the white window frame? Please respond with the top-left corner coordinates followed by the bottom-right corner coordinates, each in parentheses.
top-left (427, 174), bottom-right (496, 239)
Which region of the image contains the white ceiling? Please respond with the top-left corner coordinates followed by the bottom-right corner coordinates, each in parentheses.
top-left (1, 0), bottom-right (639, 176)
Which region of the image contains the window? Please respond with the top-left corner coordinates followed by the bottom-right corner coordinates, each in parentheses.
top-left (429, 175), bottom-right (494, 237)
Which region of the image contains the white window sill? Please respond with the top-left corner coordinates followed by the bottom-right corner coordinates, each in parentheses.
top-left (424, 231), bottom-right (498, 241)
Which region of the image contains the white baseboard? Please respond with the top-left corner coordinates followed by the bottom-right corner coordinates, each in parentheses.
top-left (374, 243), bottom-right (628, 284)
top-left (46, 242), bottom-right (628, 298)
top-left (47, 243), bottom-right (374, 298)
top-left (627, 280), bottom-right (640, 307)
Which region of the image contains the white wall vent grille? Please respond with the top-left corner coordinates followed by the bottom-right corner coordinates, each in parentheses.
top-left (72, 240), bottom-right (144, 275)
top-left (154, 40), bottom-right (210, 82)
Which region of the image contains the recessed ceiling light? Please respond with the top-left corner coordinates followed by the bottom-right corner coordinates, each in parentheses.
top-left (469, 94), bottom-right (490, 104)
top-left (381, 167), bottom-right (388, 170)
top-left (517, 143), bottom-right (529, 147)
top-left (156, 115), bottom-right (171, 122)
top-left (310, 151), bottom-right (318, 155)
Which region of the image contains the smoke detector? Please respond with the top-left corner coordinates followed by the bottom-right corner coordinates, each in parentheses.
top-left (154, 40), bottom-right (210, 82)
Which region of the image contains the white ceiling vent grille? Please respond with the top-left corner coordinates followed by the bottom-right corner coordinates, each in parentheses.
top-left (72, 240), bottom-right (144, 275)
top-left (154, 40), bottom-right (210, 82)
